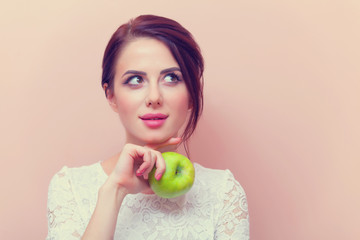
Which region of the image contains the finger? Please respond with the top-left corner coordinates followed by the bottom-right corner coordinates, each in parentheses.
top-left (116, 144), bottom-right (145, 175)
top-left (136, 150), bottom-right (152, 177)
top-left (145, 137), bottom-right (182, 150)
top-left (142, 151), bottom-right (156, 180)
top-left (154, 151), bottom-right (166, 180)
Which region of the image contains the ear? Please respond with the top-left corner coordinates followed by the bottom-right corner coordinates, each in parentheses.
top-left (188, 98), bottom-right (193, 110)
top-left (103, 83), bottom-right (119, 113)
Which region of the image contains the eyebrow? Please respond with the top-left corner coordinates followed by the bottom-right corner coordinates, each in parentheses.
top-left (122, 70), bottom-right (146, 77)
top-left (122, 67), bottom-right (181, 77)
top-left (160, 67), bottom-right (181, 74)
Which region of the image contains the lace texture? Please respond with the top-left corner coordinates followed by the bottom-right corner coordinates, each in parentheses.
top-left (46, 163), bottom-right (249, 239)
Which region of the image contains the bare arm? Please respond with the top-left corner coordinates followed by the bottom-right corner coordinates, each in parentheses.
top-left (81, 138), bottom-right (181, 239)
top-left (81, 179), bottom-right (127, 240)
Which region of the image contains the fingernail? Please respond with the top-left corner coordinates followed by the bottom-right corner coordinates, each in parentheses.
top-left (155, 173), bottom-right (162, 180)
top-left (136, 169), bottom-right (144, 176)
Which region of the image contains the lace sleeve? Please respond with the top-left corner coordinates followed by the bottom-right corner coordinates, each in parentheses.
top-left (46, 167), bottom-right (84, 240)
top-left (215, 170), bottom-right (250, 239)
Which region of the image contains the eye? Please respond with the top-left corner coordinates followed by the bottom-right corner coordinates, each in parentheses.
top-left (124, 75), bottom-right (144, 86)
top-left (163, 73), bottom-right (181, 84)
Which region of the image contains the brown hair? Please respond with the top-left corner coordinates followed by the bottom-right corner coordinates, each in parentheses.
top-left (102, 15), bottom-right (204, 155)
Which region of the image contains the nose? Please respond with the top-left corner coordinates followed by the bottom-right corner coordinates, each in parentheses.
top-left (145, 83), bottom-right (163, 108)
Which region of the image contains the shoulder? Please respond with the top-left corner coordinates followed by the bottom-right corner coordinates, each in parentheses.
top-left (48, 162), bottom-right (106, 192)
top-left (51, 162), bottom-right (103, 178)
top-left (194, 163), bottom-right (245, 190)
top-left (194, 164), bottom-right (250, 238)
top-left (47, 162), bottom-right (107, 215)
top-left (192, 163), bottom-right (246, 198)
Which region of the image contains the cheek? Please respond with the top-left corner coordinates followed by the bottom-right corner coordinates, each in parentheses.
top-left (116, 93), bottom-right (141, 118)
top-left (168, 90), bottom-right (190, 113)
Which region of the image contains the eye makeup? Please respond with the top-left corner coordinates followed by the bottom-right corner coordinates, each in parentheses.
top-left (123, 75), bottom-right (144, 86)
top-left (121, 67), bottom-right (183, 87)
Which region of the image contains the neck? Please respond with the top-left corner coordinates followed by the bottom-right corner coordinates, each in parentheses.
top-left (157, 144), bottom-right (178, 153)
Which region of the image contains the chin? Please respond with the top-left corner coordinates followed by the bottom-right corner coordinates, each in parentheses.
top-left (141, 131), bottom-right (178, 144)
top-left (126, 127), bottom-right (180, 146)
top-left (142, 136), bottom-right (170, 144)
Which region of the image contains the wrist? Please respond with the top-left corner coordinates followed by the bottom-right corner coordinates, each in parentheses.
top-left (84, 177), bottom-right (127, 239)
top-left (100, 176), bottom-right (129, 202)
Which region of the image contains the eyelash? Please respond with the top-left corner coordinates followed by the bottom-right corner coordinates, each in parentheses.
top-left (123, 72), bottom-right (182, 86)
top-left (123, 75), bottom-right (143, 85)
top-left (164, 73), bottom-right (182, 83)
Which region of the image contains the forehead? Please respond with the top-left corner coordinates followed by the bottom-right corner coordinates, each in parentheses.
top-left (115, 37), bottom-right (179, 72)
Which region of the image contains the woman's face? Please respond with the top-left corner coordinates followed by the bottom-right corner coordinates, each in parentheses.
top-left (107, 37), bottom-right (191, 145)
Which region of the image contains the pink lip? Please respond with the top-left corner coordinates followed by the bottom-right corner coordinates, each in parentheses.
top-left (139, 113), bottom-right (168, 128)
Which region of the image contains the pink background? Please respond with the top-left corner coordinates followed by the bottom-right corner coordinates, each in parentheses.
top-left (1, 0), bottom-right (359, 239)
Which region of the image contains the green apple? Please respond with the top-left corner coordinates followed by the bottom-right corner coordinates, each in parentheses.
top-left (148, 152), bottom-right (195, 198)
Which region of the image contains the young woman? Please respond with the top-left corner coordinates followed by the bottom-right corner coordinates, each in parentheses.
top-left (47, 15), bottom-right (249, 239)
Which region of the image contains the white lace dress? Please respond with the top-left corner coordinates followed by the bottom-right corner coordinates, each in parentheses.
top-left (46, 162), bottom-right (249, 239)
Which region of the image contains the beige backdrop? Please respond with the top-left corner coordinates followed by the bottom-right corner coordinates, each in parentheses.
top-left (1, 0), bottom-right (359, 239)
